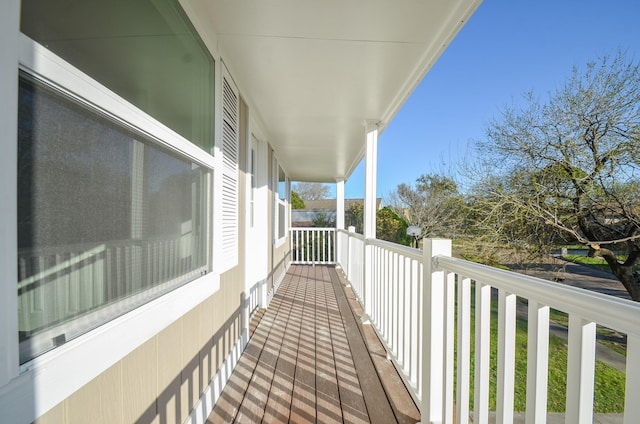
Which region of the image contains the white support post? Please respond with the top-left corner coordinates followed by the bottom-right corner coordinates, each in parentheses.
top-left (336, 179), bottom-right (345, 267)
top-left (362, 121), bottom-right (378, 320)
top-left (336, 179), bottom-right (345, 230)
top-left (0, 0), bottom-right (20, 388)
top-left (363, 121), bottom-right (377, 240)
top-left (565, 315), bottom-right (596, 424)
top-left (421, 238), bottom-right (452, 424)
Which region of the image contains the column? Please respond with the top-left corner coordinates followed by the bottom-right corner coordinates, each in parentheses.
top-left (363, 121), bottom-right (378, 240)
top-left (336, 179), bottom-right (345, 265)
top-left (363, 120), bottom-right (378, 320)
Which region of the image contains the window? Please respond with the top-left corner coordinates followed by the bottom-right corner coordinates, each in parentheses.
top-left (17, 74), bottom-right (210, 363)
top-left (274, 161), bottom-right (288, 242)
top-left (250, 147), bottom-right (256, 228)
top-left (20, 0), bottom-right (215, 154)
top-left (16, 0), bottom-right (216, 364)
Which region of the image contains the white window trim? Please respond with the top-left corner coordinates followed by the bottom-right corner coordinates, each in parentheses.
top-left (273, 156), bottom-right (289, 248)
top-left (0, 0), bottom-right (20, 390)
top-left (0, 33), bottom-right (221, 423)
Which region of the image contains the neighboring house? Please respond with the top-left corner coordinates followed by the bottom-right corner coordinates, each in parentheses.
top-left (292, 198), bottom-right (382, 227)
top-left (0, 1), bottom-right (482, 423)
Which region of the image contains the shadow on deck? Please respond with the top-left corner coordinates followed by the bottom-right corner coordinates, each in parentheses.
top-left (208, 264), bottom-right (420, 423)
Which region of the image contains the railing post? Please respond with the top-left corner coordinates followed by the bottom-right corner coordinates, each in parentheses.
top-left (421, 238), bottom-right (452, 424)
top-left (347, 226), bottom-right (355, 280)
top-left (363, 238), bottom-right (373, 319)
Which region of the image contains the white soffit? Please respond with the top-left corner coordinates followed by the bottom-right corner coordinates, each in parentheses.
top-left (199, 0), bottom-right (482, 182)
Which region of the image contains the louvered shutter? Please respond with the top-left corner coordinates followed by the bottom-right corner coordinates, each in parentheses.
top-left (221, 73), bottom-right (239, 267)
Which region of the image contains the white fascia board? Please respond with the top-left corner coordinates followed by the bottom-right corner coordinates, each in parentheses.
top-left (380, 0), bottom-right (483, 128)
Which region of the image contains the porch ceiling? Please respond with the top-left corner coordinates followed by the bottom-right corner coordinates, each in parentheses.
top-left (198, 0), bottom-right (482, 182)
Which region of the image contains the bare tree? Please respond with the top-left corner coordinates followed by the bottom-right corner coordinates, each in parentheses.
top-left (386, 173), bottom-right (463, 239)
top-left (293, 182), bottom-right (331, 201)
top-left (474, 51), bottom-right (640, 300)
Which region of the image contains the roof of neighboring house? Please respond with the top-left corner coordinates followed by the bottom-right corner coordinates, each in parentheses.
top-left (301, 198), bottom-right (383, 211)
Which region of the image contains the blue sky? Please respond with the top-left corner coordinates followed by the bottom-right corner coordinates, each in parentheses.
top-left (343, 0), bottom-right (640, 199)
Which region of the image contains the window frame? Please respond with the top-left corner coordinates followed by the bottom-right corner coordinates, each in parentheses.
top-left (273, 156), bottom-right (289, 247)
top-left (2, 32), bottom-right (222, 422)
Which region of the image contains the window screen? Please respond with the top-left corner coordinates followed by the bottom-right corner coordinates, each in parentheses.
top-left (17, 74), bottom-right (210, 363)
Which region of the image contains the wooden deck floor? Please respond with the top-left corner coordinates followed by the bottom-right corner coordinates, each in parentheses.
top-left (208, 265), bottom-right (420, 424)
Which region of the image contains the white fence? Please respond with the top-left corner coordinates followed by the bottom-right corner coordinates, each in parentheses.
top-left (290, 227), bottom-right (336, 264)
top-left (337, 230), bottom-right (640, 424)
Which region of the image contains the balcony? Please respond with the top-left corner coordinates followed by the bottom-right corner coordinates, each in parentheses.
top-left (211, 228), bottom-right (638, 423)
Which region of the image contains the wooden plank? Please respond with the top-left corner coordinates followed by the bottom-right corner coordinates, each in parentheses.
top-left (315, 266), bottom-right (343, 424)
top-left (262, 266), bottom-right (306, 422)
top-left (235, 272), bottom-right (301, 422)
top-left (290, 266), bottom-right (317, 423)
top-left (329, 267), bottom-right (398, 424)
top-left (208, 272), bottom-right (292, 423)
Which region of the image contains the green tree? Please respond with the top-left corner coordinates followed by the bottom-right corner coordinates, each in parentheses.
top-left (345, 202), bottom-right (364, 233)
top-left (312, 211), bottom-right (332, 228)
top-left (377, 207), bottom-right (412, 246)
top-left (291, 191), bottom-right (306, 209)
top-left (344, 203), bottom-right (411, 245)
top-left (473, 51), bottom-right (640, 300)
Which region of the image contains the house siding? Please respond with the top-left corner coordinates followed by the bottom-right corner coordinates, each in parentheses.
top-left (33, 270), bottom-right (245, 424)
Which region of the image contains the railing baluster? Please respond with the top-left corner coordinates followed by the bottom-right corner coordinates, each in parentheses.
top-left (526, 300), bottom-right (549, 424)
top-left (474, 281), bottom-right (491, 424)
top-left (456, 276), bottom-right (471, 424)
top-left (566, 315), bottom-right (596, 424)
top-left (397, 254), bottom-right (405, 366)
top-left (410, 257), bottom-right (419, 390)
top-left (497, 290), bottom-right (516, 424)
top-left (443, 270), bottom-right (455, 424)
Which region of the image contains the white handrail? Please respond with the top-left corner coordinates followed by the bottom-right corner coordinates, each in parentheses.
top-left (335, 233), bottom-right (640, 424)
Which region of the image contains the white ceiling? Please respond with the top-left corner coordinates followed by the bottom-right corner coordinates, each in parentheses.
top-left (194, 0), bottom-right (482, 182)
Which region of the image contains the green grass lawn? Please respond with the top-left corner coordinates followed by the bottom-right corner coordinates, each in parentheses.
top-left (563, 253), bottom-right (640, 274)
top-left (563, 254), bottom-right (614, 273)
top-left (548, 308), bottom-right (627, 357)
top-left (463, 290), bottom-right (626, 413)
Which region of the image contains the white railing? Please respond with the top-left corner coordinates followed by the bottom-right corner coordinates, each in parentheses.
top-left (336, 231), bottom-right (640, 424)
top-left (290, 227), bottom-right (336, 264)
top-left (338, 228), bottom-right (364, 298)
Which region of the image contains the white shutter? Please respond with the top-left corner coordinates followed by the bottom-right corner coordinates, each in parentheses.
top-left (221, 72), bottom-right (239, 267)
